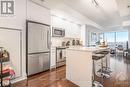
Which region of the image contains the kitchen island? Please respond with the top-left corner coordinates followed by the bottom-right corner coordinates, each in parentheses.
top-left (66, 46), bottom-right (108, 87)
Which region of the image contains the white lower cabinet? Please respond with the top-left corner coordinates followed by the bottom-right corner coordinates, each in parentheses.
top-left (51, 47), bottom-right (56, 68)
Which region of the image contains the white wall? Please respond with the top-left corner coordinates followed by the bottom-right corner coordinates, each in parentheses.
top-left (81, 25), bottom-right (101, 47)
top-left (0, 0), bottom-right (26, 29)
top-left (0, 0), bottom-right (51, 83)
top-left (0, 0), bottom-right (27, 82)
top-left (80, 25), bottom-right (86, 46)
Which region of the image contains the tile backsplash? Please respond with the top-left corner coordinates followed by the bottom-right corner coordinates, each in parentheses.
top-left (51, 37), bottom-right (80, 47)
top-left (51, 37), bottom-right (64, 47)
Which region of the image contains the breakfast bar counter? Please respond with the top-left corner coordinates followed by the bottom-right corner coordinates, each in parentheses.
top-left (66, 46), bottom-right (108, 87)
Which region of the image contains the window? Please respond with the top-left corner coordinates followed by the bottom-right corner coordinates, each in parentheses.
top-left (104, 32), bottom-right (115, 48)
top-left (99, 33), bottom-right (104, 42)
top-left (91, 32), bottom-right (97, 46)
top-left (116, 31), bottom-right (128, 49)
top-left (101, 31), bottom-right (128, 49)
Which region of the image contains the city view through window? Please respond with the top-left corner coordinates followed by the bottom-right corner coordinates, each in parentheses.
top-left (99, 31), bottom-right (128, 49)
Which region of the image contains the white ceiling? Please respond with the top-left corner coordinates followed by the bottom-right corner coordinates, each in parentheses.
top-left (116, 0), bottom-right (130, 17)
top-left (45, 0), bottom-right (130, 30)
top-left (63, 0), bottom-right (127, 30)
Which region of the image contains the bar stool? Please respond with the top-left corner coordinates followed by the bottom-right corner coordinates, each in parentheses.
top-left (96, 51), bottom-right (112, 78)
top-left (92, 54), bottom-right (105, 87)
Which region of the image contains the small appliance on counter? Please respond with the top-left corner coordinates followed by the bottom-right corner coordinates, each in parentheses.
top-left (72, 39), bottom-right (76, 46)
top-left (62, 42), bottom-right (66, 47)
top-left (76, 40), bottom-right (80, 45)
top-left (66, 41), bottom-right (70, 46)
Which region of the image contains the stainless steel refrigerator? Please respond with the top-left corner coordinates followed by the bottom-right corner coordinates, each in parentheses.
top-left (26, 21), bottom-right (51, 76)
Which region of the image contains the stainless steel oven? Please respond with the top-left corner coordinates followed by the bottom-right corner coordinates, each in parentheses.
top-left (56, 47), bottom-right (66, 67)
top-left (52, 27), bottom-right (65, 37)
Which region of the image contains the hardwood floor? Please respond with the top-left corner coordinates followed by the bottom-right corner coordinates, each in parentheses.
top-left (103, 54), bottom-right (130, 87)
top-left (12, 66), bottom-right (78, 87)
top-left (13, 54), bottom-right (130, 87)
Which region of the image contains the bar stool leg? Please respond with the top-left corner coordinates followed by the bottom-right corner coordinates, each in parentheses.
top-left (92, 59), bottom-right (95, 86)
top-left (101, 58), bottom-right (104, 85)
top-left (103, 55), bottom-right (111, 78)
top-left (92, 59), bottom-right (103, 87)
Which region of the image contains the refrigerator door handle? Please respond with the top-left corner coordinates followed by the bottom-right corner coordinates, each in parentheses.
top-left (47, 30), bottom-right (50, 49)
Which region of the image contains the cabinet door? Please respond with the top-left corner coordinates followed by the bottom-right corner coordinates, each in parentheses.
top-left (51, 48), bottom-right (56, 68)
top-left (28, 54), bottom-right (39, 75)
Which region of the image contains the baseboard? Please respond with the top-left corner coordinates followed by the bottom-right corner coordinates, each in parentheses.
top-left (11, 75), bottom-right (27, 84)
top-left (50, 65), bottom-right (56, 71)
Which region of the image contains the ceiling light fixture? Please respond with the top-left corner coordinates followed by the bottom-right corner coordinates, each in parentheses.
top-left (92, 0), bottom-right (99, 7)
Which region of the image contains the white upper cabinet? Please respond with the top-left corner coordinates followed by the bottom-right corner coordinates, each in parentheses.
top-left (27, 0), bottom-right (51, 25)
top-left (51, 16), bottom-right (81, 38)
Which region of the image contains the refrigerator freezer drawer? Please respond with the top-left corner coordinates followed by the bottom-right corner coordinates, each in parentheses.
top-left (27, 52), bottom-right (50, 76)
top-left (28, 54), bottom-right (39, 75)
top-left (43, 53), bottom-right (50, 71)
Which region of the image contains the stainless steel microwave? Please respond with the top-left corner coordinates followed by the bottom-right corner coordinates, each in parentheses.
top-left (52, 27), bottom-right (65, 37)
